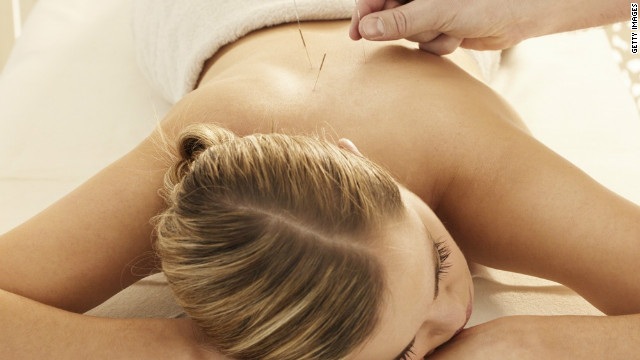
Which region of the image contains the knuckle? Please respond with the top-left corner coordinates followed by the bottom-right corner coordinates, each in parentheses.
top-left (390, 9), bottom-right (410, 36)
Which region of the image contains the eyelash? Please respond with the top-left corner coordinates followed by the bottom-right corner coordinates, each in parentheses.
top-left (435, 239), bottom-right (452, 281)
top-left (433, 238), bottom-right (452, 300)
top-left (397, 339), bottom-right (416, 360)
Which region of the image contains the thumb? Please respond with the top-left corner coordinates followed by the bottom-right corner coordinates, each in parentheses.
top-left (359, 1), bottom-right (440, 40)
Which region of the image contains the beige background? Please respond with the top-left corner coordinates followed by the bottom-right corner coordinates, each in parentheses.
top-left (0, 0), bottom-right (37, 73)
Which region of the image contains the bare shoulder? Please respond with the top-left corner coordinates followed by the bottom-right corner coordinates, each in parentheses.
top-left (436, 112), bottom-right (640, 315)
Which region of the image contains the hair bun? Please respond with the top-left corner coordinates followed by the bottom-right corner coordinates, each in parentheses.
top-left (165, 124), bottom-right (238, 190)
top-left (179, 131), bottom-right (212, 163)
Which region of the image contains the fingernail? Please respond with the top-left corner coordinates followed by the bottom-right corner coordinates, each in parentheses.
top-left (361, 18), bottom-right (384, 38)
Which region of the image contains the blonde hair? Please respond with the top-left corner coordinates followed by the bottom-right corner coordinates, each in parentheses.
top-left (154, 124), bottom-right (404, 360)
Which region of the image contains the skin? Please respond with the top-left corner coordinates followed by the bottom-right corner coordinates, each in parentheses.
top-left (1, 20), bottom-right (639, 359)
top-left (338, 139), bottom-right (474, 358)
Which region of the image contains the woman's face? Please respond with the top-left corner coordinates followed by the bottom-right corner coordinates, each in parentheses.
top-left (352, 185), bottom-right (474, 359)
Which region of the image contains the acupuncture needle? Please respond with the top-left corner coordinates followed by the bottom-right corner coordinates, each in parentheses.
top-left (293, 0), bottom-right (313, 68)
top-left (313, 53), bottom-right (327, 91)
top-left (354, 0), bottom-right (367, 63)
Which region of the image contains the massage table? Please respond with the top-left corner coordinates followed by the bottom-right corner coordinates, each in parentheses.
top-left (1, 0), bottom-right (638, 325)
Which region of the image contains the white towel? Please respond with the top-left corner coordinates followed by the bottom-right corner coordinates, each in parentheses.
top-left (133, 0), bottom-right (353, 103)
top-left (133, 0), bottom-right (500, 103)
top-left (465, 49), bottom-right (501, 83)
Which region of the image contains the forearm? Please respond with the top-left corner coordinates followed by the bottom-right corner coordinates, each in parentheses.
top-left (530, 314), bottom-right (640, 358)
top-left (0, 288), bottom-right (214, 359)
top-left (432, 314), bottom-right (640, 358)
top-left (525, 0), bottom-right (629, 38)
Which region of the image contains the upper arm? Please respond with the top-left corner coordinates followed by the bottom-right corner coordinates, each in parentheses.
top-left (0, 138), bottom-right (168, 312)
top-left (435, 114), bottom-right (640, 315)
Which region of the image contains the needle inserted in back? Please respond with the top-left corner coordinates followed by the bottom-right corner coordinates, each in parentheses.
top-left (354, 0), bottom-right (366, 63)
top-left (293, 0), bottom-right (313, 68)
top-left (313, 53), bottom-right (327, 91)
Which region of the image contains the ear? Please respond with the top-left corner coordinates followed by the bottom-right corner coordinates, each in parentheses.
top-left (338, 138), bottom-right (364, 157)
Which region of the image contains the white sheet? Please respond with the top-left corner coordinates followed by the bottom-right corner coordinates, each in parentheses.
top-left (1, 0), bottom-right (638, 324)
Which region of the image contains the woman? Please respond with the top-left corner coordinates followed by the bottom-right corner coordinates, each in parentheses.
top-left (1, 1), bottom-right (638, 359)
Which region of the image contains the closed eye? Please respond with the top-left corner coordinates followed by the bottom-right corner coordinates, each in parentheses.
top-left (433, 238), bottom-right (451, 299)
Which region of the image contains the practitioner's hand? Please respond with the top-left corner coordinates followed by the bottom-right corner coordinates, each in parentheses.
top-left (349, 0), bottom-right (530, 55)
top-left (349, 0), bottom-right (628, 55)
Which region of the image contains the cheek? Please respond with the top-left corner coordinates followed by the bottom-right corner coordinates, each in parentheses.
top-left (454, 247), bottom-right (469, 274)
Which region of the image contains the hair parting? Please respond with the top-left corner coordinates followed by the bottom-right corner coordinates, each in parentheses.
top-left (154, 123), bottom-right (405, 360)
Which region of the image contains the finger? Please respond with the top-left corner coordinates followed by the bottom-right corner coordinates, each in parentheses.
top-left (460, 36), bottom-right (517, 51)
top-left (405, 30), bottom-right (441, 44)
top-left (382, 0), bottom-right (409, 10)
top-left (418, 34), bottom-right (463, 55)
top-left (359, 0), bottom-right (446, 40)
top-left (349, 7), bottom-right (363, 40)
top-left (350, 0), bottom-right (388, 40)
